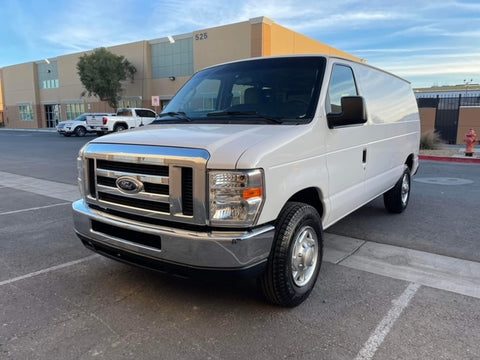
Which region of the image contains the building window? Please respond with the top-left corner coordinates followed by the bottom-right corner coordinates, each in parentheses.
top-left (19, 104), bottom-right (34, 121)
top-left (118, 97), bottom-right (142, 108)
top-left (38, 60), bottom-right (60, 89)
top-left (151, 38), bottom-right (194, 79)
top-left (66, 103), bottom-right (85, 120)
top-left (42, 79), bottom-right (60, 89)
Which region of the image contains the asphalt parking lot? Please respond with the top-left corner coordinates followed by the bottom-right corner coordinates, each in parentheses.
top-left (1, 130), bottom-right (479, 360)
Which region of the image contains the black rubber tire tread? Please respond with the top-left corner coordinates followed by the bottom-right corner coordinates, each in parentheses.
top-left (259, 202), bottom-right (323, 307)
top-left (75, 126), bottom-right (86, 137)
top-left (383, 165), bottom-right (411, 214)
top-left (114, 124), bottom-right (127, 132)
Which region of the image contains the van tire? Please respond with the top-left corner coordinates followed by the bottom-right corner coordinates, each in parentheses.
top-left (258, 202), bottom-right (323, 307)
top-left (383, 165), bottom-right (411, 213)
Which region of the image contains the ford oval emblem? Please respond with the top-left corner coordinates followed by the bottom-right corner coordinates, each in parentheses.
top-left (115, 176), bottom-right (144, 194)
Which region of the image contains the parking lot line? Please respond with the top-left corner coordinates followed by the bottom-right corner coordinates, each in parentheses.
top-left (0, 254), bottom-right (99, 287)
top-left (0, 202), bottom-right (71, 216)
top-left (354, 282), bottom-right (421, 360)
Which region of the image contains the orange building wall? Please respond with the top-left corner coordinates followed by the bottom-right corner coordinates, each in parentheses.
top-left (266, 23), bottom-right (362, 61)
top-left (456, 107), bottom-right (480, 145)
top-left (419, 108), bottom-right (436, 135)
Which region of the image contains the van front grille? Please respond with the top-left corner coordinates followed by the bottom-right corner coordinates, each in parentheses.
top-left (96, 160), bottom-right (169, 176)
top-left (98, 192), bottom-right (171, 213)
top-left (83, 144), bottom-right (209, 225)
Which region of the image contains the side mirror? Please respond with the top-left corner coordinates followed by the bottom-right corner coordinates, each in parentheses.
top-left (327, 96), bottom-right (367, 129)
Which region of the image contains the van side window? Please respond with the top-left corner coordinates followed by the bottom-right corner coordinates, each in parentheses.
top-left (327, 65), bottom-right (357, 113)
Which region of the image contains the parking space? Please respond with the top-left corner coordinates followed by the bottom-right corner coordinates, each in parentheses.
top-left (1, 131), bottom-right (479, 359)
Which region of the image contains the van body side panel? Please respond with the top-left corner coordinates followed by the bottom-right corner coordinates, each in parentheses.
top-left (320, 58), bottom-right (420, 227)
top-left (323, 125), bottom-right (368, 225)
top-left (352, 63), bottom-right (420, 200)
top-left (321, 60), bottom-right (368, 226)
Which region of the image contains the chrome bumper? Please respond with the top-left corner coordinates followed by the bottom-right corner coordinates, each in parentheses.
top-left (72, 200), bottom-right (274, 270)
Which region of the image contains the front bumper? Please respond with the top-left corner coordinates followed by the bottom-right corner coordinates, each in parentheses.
top-left (72, 199), bottom-right (274, 271)
top-left (59, 129), bottom-right (74, 135)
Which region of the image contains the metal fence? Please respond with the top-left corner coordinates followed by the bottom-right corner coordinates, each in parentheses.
top-left (417, 95), bottom-right (480, 144)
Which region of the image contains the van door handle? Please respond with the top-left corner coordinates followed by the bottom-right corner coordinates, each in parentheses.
top-left (362, 149), bottom-right (367, 164)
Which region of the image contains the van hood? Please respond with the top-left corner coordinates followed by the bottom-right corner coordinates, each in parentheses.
top-left (89, 123), bottom-right (307, 169)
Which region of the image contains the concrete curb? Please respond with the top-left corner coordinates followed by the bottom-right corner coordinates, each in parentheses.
top-left (419, 155), bottom-right (480, 164)
top-left (324, 233), bottom-right (480, 300)
top-left (0, 128), bottom-right (56, 132)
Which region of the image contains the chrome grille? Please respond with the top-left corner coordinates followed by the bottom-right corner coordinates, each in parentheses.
top-left (82, 143), bottom-right (209, 225)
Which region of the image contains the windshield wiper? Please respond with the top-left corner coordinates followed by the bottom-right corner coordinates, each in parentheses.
top-left (206, 111), bottom-right (283, 124)
top-left (151, 112), bottom-right (192, 123)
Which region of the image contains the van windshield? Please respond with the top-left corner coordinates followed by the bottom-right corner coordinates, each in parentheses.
top-left (153, 57), bottom-right (326, 125)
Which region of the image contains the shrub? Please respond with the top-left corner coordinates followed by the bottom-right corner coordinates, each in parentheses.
top-left (420, 130), bottom-right (442, 150)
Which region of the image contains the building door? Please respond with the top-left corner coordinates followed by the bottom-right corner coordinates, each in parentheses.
top-left (45, 104), bottom-right (61, 128)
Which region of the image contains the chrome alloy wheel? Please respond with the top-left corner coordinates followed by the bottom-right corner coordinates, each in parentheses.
top-left (401, 173), bottom-right (410, 205)
top-left (291, 226), bottom-right (319, 287)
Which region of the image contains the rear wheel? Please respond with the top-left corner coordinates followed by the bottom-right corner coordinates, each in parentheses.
top-left (114, 124), bottom-right (126, 132)
top-left (383, 165), bottom-right (411, 213)
top-left (74, 126), bottom-right (86, 137)
top-left (258, 202), bottom-right (323, 307)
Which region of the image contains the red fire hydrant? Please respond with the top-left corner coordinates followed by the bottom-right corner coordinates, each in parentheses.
top-left (465, 128), bottom-right (477, 157)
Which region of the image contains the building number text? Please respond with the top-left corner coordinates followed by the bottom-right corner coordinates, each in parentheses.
top-left (195, 32), bottom-right (208, 40)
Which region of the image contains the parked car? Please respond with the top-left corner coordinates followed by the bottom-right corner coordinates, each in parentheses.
top-left (57, 113), bottom-right (113, 137)
top-left (86, 108), bottom-right (157, 135)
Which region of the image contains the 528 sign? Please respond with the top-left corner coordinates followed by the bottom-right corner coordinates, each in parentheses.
top-left (195, 32), bottom-right (208, 40)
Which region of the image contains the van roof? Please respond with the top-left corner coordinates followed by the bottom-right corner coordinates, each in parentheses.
top-left (202, 54), bottom-right (410, 85)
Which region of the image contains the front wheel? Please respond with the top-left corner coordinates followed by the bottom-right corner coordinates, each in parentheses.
top-left (258, 202), bottom-right (323, 307)
top-left (383, 165), bottom-right (411, 213)
top-left (74, 126), bottom-right (86, 137)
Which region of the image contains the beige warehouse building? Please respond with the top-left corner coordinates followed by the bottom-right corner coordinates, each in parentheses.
top-left (0, 16), bottom-right (360, 129)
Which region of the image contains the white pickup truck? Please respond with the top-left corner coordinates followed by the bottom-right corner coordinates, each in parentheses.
top-left (86, 108), bottom-right (157, 134)
top-left (73, 55), bottom-right (420, 307)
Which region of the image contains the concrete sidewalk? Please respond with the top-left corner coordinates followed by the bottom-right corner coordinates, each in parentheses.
top-left (419, 145), bottom-right (480, 163)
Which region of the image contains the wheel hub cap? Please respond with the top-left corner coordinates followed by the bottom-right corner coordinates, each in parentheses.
top-left (401, 174), bottom-right (410, 204)
top-left (291, 226), bottom-right (318, 287)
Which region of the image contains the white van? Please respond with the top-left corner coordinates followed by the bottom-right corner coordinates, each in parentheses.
top-left (73, 55), bottom-right (420, 307)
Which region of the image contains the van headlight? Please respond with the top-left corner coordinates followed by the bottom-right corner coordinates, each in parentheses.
top-left (209, 169), bottom-right (264, 227)
top-left (76, 144), bottom-right (89, 199)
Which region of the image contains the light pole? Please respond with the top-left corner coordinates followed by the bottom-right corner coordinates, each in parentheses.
top-left (463, 78), bottom-right (473, 97)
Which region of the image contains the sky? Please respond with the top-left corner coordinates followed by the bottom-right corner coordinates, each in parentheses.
top-left (1, 0), bottom-right (479, 88)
